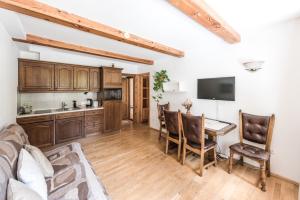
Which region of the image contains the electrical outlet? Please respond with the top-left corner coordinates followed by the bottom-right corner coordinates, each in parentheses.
top-left (270, 149), bottom-right (274, 154)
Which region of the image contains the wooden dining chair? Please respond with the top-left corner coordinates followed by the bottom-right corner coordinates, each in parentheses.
top-left (164, 110), bottom-right (182, 161)
top-left (157, 102), bottom-right (170, 140)
top-left (228, 110), bottom-right (275, 191)
top-left (181, 113), bottom-right (217, 176)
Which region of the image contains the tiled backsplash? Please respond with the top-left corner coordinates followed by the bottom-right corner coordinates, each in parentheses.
top-left (18, 92), bottom-right (97, 110)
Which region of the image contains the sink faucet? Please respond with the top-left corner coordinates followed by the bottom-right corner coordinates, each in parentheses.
top-left (61, 101), bottom-right (67, 110)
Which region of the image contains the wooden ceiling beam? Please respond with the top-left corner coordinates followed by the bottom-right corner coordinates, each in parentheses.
top-left (169, 0), bottom-right (241, 43)
top-left (0, 0), bottom-right (184, 57)
top-left (13, 34), bottom-right (154, 65)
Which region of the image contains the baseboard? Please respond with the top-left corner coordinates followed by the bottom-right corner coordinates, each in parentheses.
top-left (270, 172), bottom-right (299, 187)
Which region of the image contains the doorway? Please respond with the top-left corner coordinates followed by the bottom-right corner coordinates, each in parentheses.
top-left (121, 73), bottom-right (150, 127)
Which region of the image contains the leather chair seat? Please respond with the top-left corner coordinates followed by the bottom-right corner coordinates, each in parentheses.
top-left (187, 139), bottom-right (216, 150)
top-left (169, 132), bottom-right (179, 139)
top-left (230, 143), bottom-right (270, 161)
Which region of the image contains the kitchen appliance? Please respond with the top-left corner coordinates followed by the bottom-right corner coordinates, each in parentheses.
top-left (73, 100), bottom-right (78, 108)
top-left (86, 98), bottom-right (94, 107)
top-left (93, 100), bottom-right (99, 107)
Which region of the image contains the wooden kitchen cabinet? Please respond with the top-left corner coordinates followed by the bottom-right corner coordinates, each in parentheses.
top-left (74, 67), bottom-right (90, 91)
top-left (55, 112), bottom-right (84, 144)
top-left (101, 67), bottom-right (122, 88)
top-left (89, 68), bottom-right (100, 92)
top-left (55, 64), bottom-right (74, 91)
top-left (103, 100), bottom-right (121, 132)
top-left (85, 109), bottom-right (104, 136)
top-left (19, 60), bottom-right (54, 92)
top-left (17, 115), bottom-right (54, 148)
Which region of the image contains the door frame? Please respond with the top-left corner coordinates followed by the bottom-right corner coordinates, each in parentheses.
top-left (122, 73), bottom-right (136, 122)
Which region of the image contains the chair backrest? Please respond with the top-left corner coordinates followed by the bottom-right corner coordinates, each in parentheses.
top-left (157, 102), bottom-right (170, 120)
top-left (239, 110), bottom-right (275, 150)
top-left (164, 110), bottom-right (180, 135)
top-left (181, 113), bottom-right (205, 146)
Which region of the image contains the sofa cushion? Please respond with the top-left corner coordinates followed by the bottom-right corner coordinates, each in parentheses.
top-left (7, 178), bottom-right (43, 200)
top-left (17, 149), bottom-right (48, 200)
top-left (25, 144), bottom-right (54, 178)
top-left (45, 143), bottom-right (110, 200)
top-left (0, 124), bottom-right (30, 145)
top-left (0, 140), bottom-right (22, 200)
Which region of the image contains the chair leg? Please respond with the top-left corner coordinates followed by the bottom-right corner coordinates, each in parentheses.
top-left (199, 152), bottom-right (205, 176)
top-left (228, 150), bottom-right (234, 174)
top-left (260, 161), bottom-right (267, 192)
top-left (266, 159), bottom-right (271, 177)
top-left (165, 138), bottom-right (169, 155)
top-left (240, 156), bottom-right (244, 166)
top-left (177, 140), bottom-right (181, 161)
top-left (159, 124), bottom-right (162, 140)
top-left (182, 141), bottom-right (186, 165)
top-left (213, 147), bottom-right (217, 167)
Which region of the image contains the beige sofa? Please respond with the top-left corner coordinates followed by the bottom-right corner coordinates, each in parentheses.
top-left (0, 124), bottom-right (110, 200)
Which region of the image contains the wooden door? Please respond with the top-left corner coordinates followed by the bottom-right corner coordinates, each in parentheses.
top-left (89, 68), bottom-right (100, 92)
top-left (121, 78), bottom-right (129, 120)
top-left (22, 121), bottom-right (54, 148)
top-left (55, 64), bottom-right (73, 91)
top-left (55, 117), bottom-right (84, 144)
top-left (74, 67), bottom-right (89, 91)
top-left (134, 73), bottom-right (150, 124)
top-left (103, 101), bottom-right (114, 132)
top-left (19, 61), bottom-right (54, 92)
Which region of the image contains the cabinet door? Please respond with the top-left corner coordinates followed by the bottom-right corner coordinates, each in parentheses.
top-left (55, 117), bottom-right (84, 144)
top-left (74, 67), bottom-right (89, 91)
top-left (103, 101), bottom-right (114, 132)
top-left (113, 101), bottom-right (122, 131)
top-left (89, 68), bottom-right (100, 92)
top-left (19, 61), bottom-right (54, 92)
top-left (22, 121), bottom-right (54, 148)
top-left (102, 68), bottom-right (122, 88)
top-left (55, 64), bottom-right (74, 91)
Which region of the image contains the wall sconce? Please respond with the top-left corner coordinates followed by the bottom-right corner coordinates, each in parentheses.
top-left (242, 61), bottom-right (264, 72)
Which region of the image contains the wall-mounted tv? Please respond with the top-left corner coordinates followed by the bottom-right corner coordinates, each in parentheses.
top-left (197, 77), bottom-right (235, 101)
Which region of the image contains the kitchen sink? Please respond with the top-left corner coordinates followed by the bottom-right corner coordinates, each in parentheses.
top-left (33, 109), bottom-right (52, 114)
top-left (53, 107), bottom-right (81, 112)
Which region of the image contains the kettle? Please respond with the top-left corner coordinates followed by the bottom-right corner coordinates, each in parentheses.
top-left (86, 99), bottom-right (93, 107)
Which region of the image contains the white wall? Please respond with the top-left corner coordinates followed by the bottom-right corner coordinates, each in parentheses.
top-left (0, 22), bottom-right (18, 129)
top-left (148, 19), bottom-right (300, 183)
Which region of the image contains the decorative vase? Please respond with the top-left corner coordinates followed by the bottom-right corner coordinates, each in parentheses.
top-left (182, 99), bottom-right (192, 114)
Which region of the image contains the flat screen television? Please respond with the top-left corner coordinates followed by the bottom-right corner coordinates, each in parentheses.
top-left (197, 77), bottom-right (235, 101)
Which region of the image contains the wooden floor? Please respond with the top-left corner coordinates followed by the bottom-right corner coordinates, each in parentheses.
top-left (78, 124), bottom-right (299, 200)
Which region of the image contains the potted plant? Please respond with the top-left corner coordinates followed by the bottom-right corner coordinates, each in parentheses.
top-left (152, 70), bottom-right (170, 102)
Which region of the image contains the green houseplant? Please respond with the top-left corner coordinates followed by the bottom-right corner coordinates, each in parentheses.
top-left (152, 70), bottom-right (170, 102)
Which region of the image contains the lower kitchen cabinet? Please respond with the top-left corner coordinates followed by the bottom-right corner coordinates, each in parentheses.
top-left (17, 116), bottom-right (54, 148)
top-left (55, 116), bottom-right (84, 144)
top-left (17, 109), bottom-right (104, 147)
top-left (85, 109), bottom-right (104, 136)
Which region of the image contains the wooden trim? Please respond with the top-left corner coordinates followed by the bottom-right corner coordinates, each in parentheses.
top-left (168, 0), bottom-right (240, 43)
top-left (0, 0), bottom-right (184, 57)
top-left (13, 34), bottom-right (154, 65)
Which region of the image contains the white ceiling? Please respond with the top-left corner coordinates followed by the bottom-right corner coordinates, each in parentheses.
top-left (1, 0), bottom-right (300, 64)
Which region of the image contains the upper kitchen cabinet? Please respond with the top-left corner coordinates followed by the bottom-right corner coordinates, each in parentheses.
top-left (74, 66), bottom-right (90, 91)
top-left (55, 64), bottom-right (74, 91)
top-left (19, 59), bottom-right (54, 92)
top-left (89, 67), bottom-right (101, 92)
top-left (101, 67), bottom-right (122, 88)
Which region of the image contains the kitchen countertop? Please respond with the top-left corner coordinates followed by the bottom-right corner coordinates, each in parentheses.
top-left (17, 106), bottom-right (104, 118)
